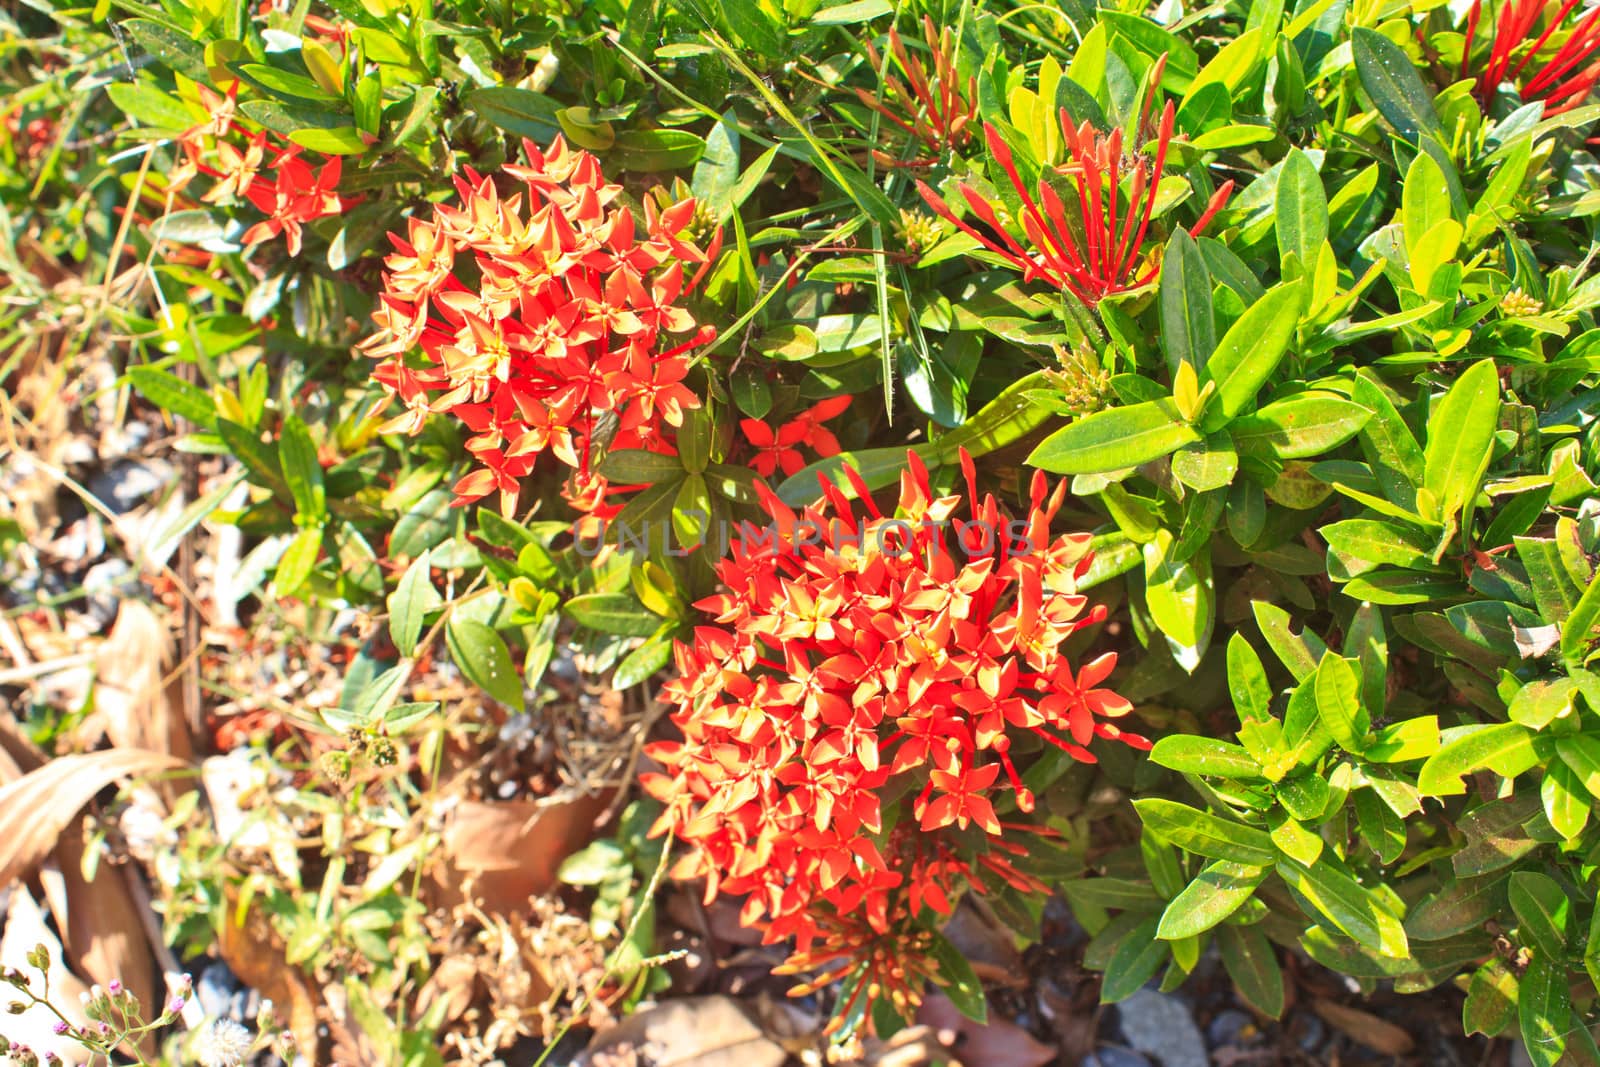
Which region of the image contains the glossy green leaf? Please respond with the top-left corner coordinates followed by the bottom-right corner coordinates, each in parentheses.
top-left (1417, 723), bottom-right (1538, 796)
top-left (1275, 150), bottom-right (1327, 269)
top-left (1156, 860), bottom-right (1269, 938)
top-left (1133, 798), bottom-right (1276, 864)
top-left (1160, 230), bottom-right (1215, 374)
top-left (1352, 27), bottom-right (1442, 141)
top-left (1201, 280), bottom-right (1306, 426)
top-left (388, 550), bottom-right (442, 658)
top-left (1028, 399), bottom-right (1200, 474)
top-left (445, 618), bottom-right (524, 711)
top-left (1423, 360), bottom-right (1500, 527)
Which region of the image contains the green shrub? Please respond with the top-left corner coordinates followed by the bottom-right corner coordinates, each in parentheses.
top-left (13, 0), bottom-right (1600, 1058)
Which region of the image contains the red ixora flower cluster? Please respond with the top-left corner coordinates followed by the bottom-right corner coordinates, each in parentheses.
top-left (1462, 0), bottom-right (1600, 115)
top-left (172, 85), bottom-right (358, 257)
top-left (359, 136), bottom-right (721, 516)
top-left (643, 450), bottom-right (1145, 1028)
top-left (916, 63), bottom-right (1231, 306)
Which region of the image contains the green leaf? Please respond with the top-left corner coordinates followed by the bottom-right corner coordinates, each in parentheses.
top-left (1143, 535), bottom-right (1214, 671)
top-left (127, 367), bottom-right (215, 428)
top-left (1417, 723), bottom-right (1538, 796)
top-left (1315, 652), bottom-right (1369, 751)
top-left (388, 551), bottom-right (442, 659)
top-left (1099, 916), bottom-right (1169, 1003)
top-left (445, 618), bottom-right (524, 711)
top-left (1407, 873), bottom-right (1509, 940)
top-left (1277, 852), bottom-right (1409, 957)
top-left (463, 86), bottom-right (562, 140)
top-left (564, 593), bottom-right (662, 637)
top-left (1275, 150), bottom-right (1327, 270)
top-left (1231, 395), bottom-right (1372, 459)
top-left (1171, 432), bottom-right (1239, 491)
top-left (106, 83), bottom-right (197, 130)
top-left (274, 525), bottom-right (322, 597)
top-left (1201, 280), bottom-right (1306, 428)
top-left (753, 323), bottom-right (819, 361)
top-left (1218, 923), bottom-right (1285, 1017)
top-left (1352, 27), bottom-right (1443, 142)
top-left (1402, 152), bottom-right (1451, 264)
top-left (1147, 736), bottom-right (1265, 779)
top-left (1159, 230), bottom-right (1215, 374)
top-left (1562, 566), bottom-right (1600, 670)
top-left (599, 449), bottom-right (685, 485)
top-left (613, 629), bottom-right (678, 690)
top-left (122, 19), bottom-right (210, 81)
top-left (1156, 860), bottom-right (1269, 939)
top-left (1028, 399), bottom-right (1200, 474)
top-left (1252, 600), bottom-right (1327, 681)
top-left (927, 931), bottom-right (987, 1024)
top-left (610, 129), bottom-right (705, 171)
top-left (1423, 359), bottom-right (1500, 527)
top-left (289, 127), bottom-right (368, 155)
top-left (278, 414), bottom-right (326, 522)
top-left (811, 0), bottom-right (893, 22)
top-left (1509, 871), bottom-right (1571, 964)
top-left (1132, 798), bottom-right (1276, 864)
top-left (1464, 959), bottom-right (1519, 1038)
top-left (691, 109), bottom-right (741, 219)
top-left (1518, 957), bottom-right (1570, 1067)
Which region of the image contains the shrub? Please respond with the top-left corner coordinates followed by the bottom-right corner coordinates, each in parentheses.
top-left (25, 0), bottom-right (1600, 1060)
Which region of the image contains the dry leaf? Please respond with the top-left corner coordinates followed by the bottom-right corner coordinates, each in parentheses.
top-left (437, 791), bottom-right (610, 914)
top-left (585, 995), bottom-right (788, 1067)
top-left (0, 746), bottom-right (185, 887)
top-left (1311, 999), bottom-right (1415, 1055)
top-left (1, 889), bottom-right (92, 1065)
top-left (917, 994), bottom-right (1057, 1067)
top-left (218, 880), bottom-right (323, 1059)
top-left (82, 601), bottom-right (192, 763)
top-left (0, 718), bottom-right (165, 1053)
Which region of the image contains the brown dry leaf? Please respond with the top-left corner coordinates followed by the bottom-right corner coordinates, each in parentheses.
top-left (0, 746), bottom-right (186, 887)
top-left (0, 718), bottom-right (163, 1054)
top-left (81, 601), bottom-right (192, 762)
top-left (1311, 999), bottom-right (1415, 1055)
top-left (917, 994), bottom-right (1057, 1067)
top-left (585, 995), bottom-right (788, 1067)
top-left (1, 888), bottom-right (92, 1065)
top-left (437, 791), bottom-right (610, 914)
top-left (217, 881), bottom-right (322, 1058)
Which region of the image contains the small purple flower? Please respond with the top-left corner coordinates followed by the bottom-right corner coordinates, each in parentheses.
top-left (107, 980), bottom-right (122, 995)
top-left (167, 996), bottom-right (186, 1014)
top-left (51, 1022), bottom-right (68, 1035)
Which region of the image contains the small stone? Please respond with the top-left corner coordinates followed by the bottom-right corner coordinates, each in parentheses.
top-left (82, 560), bottom-right (134, 629)
top-left (1290, 1012), bottom-right (1326, 1053)
top-left (90, 460), bottom-right (173, 516)
top-left (196, 961), bottom-right (242, 1020)
top-left (1206, 1009), bottom-right (1257, 1048)
top-left (1115, 989), bottom-right (1207, 1067)
top-left (1081, 1049), bottom-right (1153, 1067)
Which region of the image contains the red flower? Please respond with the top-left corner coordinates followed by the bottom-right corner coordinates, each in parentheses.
top-left (241, 151), bottom-right (354, 256)
top-left (739, 397), bottom-right (851, 478)
top-left (1462, 0), bottom-right (1600, 115)
top-left (916, 65), bottom-right (1232, 306)
top-left (644, 449), bottom-right (1142, 1032)
top-left (359, 136), bottom-right (722, 516)
top-left (855, 16), bottom-right (979, 166)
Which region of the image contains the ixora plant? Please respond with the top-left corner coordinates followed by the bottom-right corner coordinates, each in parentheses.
top-left (31, 0), bottom-right (1600, 1058)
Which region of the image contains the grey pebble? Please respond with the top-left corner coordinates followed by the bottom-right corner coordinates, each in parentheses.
top-left (1081, 1050), bottom-right (1153, 1067)
top-left (1206, 1009), bottom-right (1257, 1048)
top-left (1115, 989), bottom-right (1208, 1067)
top-left (90, 459), bottom-right (172, 515)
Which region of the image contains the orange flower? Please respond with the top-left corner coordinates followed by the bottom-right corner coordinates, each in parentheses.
top-left (241, 151), bottom-right (354, 256)
top-left (361, 136), bottom-right (721, 516)
top-left (645, 448), bottom-right (1143, 1033)
top-left (739, 396), bottom-right (851, 478)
